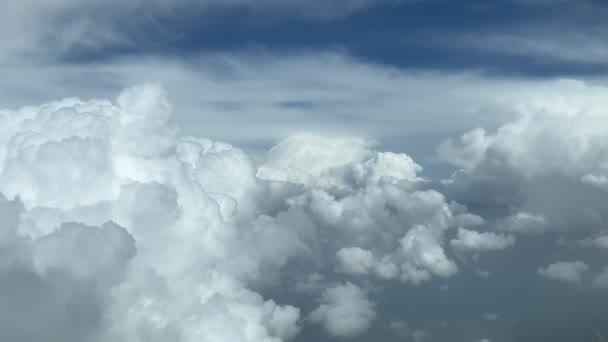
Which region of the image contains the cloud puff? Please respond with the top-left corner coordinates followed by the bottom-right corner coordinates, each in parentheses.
top-left (310, 282), bottom-right (377, 337)
top-left (335, 247), bottom-right (377, 276)
top-left (538, 261), bottom-right (589, 285)
top-left (450, 228), bottom-right (515, 254)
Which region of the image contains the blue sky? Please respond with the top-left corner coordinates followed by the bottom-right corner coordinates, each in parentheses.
top-left (46, 0), bottom-right (608, 76)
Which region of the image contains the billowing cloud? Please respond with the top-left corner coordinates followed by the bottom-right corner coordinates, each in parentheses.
top-left (309, 282), bottom-right (376, 337)
top-left (0, 83), bottom-right (492, 341)
top-left (0, 193), bottom-right (135, 342)
top-left (335, 247), bottom-right (377, 276)
top-left (440, 79), bottom-right (608, 237)
top-left (2, 80), bottom-right (608, 342)
top-left (0, 84), bottom-right (307, 342)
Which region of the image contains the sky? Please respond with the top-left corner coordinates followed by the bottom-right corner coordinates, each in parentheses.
top-left (1, 1), bottom-right (608, 342)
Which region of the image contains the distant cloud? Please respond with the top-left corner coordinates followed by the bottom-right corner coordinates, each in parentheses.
top-left (310, 282), bottom-right (377, 337)
top-left (456, 29), bottom-right (608, 65)
top-left (538, 261), bottom-right (589, 285)
top-left (450, 228), bottom-right (515, 254)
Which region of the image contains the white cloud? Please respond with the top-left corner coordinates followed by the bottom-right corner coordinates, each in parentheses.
top-left (310, 282), bottom-right (377, 337)
top-left (450, 228), bottom-right (515, 254)
top-left (0, 84), bottom-right (308, 342)
top-left (441, 79), bottom-right (608, 235)
top-left (5, 74), bottom-right (608, 341)
top-left (538, 261), bottom-right (589, 285)
top-left (399, 225), bottom-right (458, 284)
top-left (0, 83), bottom-right (498, 341)
top-left (335, 247), bottom-right (377, 276)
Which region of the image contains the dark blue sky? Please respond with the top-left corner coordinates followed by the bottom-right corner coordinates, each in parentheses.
top-left (57, 0), bottom-right (608, 77)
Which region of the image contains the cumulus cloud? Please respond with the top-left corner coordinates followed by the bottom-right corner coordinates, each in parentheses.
top-left (335, 247), bottom-right (377, 276)
top-left (450, 228), bottom-right (515, 254)
top-left (440, 79), bottom-right (608, 237)
top-left (310, 282), bottom-right (377, 337)
top-left (0, 84), bottom-right (307, 342)
top-left (538, 261), bottom-right (589, 285)
top-left (0, 83), bottom-right (494, 341)
top-left (4, 79), bottom-right (607, 341)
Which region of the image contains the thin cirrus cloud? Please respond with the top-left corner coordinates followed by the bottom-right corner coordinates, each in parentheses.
top-left (0, 0), bottom-right (405, 62)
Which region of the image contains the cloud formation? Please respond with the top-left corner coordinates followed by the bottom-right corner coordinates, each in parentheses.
top-left (450, 228), bottom-right (515, 254)
top-left (2, 80), bottom-right (608, 342)
top-left (440, 79), bottom-right (608, 237)
top-left (0, 83), bottom-right (491, 341)
top-left (309, 282), bottom-right (376, 337)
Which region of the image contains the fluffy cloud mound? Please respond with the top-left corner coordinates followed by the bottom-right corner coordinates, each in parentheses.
top-left (0, 84), bottom-right (303, 342)
top-left (0, 193), bottom-right (135, 342)
top-left (439, 81), bottom-right (608, 239)
top-left (0, 84), bottom-right (493, 341)
top-left (309, 282), bottom-right (376, 337)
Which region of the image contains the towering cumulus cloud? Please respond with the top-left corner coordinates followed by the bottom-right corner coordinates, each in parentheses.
top-left (0, 84), bottom-right (484, 341)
